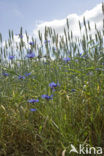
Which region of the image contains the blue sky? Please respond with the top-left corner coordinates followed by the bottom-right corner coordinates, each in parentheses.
top-left (0, 0), bottom-right (102, 39)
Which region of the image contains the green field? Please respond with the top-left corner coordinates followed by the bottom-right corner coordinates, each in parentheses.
top-left (0, 17), bottom-right (104, 155)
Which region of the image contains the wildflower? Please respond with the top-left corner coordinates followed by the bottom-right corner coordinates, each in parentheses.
top-left (42, 94), bottom-right (53, 100)
top-left (30, 108), bottom-right (37, 112)
top-left (53, 47), bottom-right (56, 51)
top-left (2, 72), bottom-right (9, 76)
top-left (18, 75), bottom-right (25, 80)
top-left (75, 59), bottom-right (78, 62)
top-left (63, 57), bottom-right (71, 63)
top-left (19, 34), bottom-right (23, 39)
top-left (26, 52), bottom-right (35, 58)
top-left (49, 82), bottom-right (57, 89)
top-left (9, 55), bottom-right (15, 60)
top-left (16, 34), bottom-right (23, 39)
top-left (49, 82), bottom-right (60, 90)
top-left (28, 99), bottom-right (39, 103)
top-left (29, 41), bottom-right (34, 46)
top-left (95, 68), bottom-right (104, 71)
top-left (82, 54), bottom-right (87, 58)
top-left (79, 53), bottom-right (82, 56)
top-left (102, 62), bottom-right (104, 65)
top-left (25, 72), bottom-right (31, 77)
top-left (71, 89), bottom-right (76, 92)
top-left (44, 40), bottom-right (50, 44)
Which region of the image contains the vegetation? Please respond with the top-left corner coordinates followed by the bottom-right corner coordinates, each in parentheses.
top-left (0, 4), bottom-right (104, 155)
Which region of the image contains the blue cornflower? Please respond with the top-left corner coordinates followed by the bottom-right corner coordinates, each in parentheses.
top-left (30, 108), bottom-right (37, 112)
top-left (75, 59), bottom-right (78, 62)
top-left (26, 52), bottom-right (35, 58)
top-left (82, 54), bottom-right (87, 58)
top-left (53, 47), bottom-right (56, 51)
top-left (25, 72), bottom-right (31, 77)
top-left (71, 89), bottom-right (76, 92)
top-left (42, 94), bottom-right (53, 100)
top-left (79, 53), bottom-right (82, 56)
top-left (49, 82), bottom-right (60, 89)
top-left (29, 42), bottom-right (34, 46)
top-left (77, 52), bottom-right (82, 57)
top-left (63, 57), bottom-right (71, 63)
top-left (9, 55), bottom-right (15, 60)
top-left (18, 75), bottom-right (25, 80)
top-left (95, 68), bottom-right (104, 71)
top-left (16, 33), bottom-right (23, 39)
top-left (2, 72), bottom-right (9, 76)
top-left (19, 34), bottom-right (23, 39)
top-left (28, 99), bottom-right (39, 103)
top-left (44, 40), bottom-right (50, 44)
top-left (49, 82), bottom-right (57, 89)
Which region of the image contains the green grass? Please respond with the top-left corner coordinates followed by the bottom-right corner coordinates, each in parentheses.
top-left (0, 17), bottom-right (104, 155)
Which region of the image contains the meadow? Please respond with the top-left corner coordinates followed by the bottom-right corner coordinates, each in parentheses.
top-left (0, 16), bottom-right (104, 155)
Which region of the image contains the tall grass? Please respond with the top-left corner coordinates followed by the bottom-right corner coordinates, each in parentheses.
top-left (0, 6), bottom-right (104, 155)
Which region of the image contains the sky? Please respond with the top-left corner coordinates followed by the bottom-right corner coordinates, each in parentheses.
top-left (0, 0), bottom-right (103, 39)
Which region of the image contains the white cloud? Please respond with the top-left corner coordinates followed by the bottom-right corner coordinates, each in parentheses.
top-left (33, 3), bottom-right (103, 39)
top-left (1, 3), bottom-right (103, 50)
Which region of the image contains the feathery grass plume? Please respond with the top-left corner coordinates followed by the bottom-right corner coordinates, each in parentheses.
top-left (0, 33), bottom-right (2, 43)
top-left (102, 2), bottom-right (104, 35)
top-left (79, 20), bottom-right (81, 31)
top-left (88, 21), bottom-right (91, 31)
top-left (38, 30), bottom-right (42, 43)
top-left (12, 30), bottom-right (14, 40)
top-left (25, 30), bottom-right (29, 42)
top-left (66, 18), bottom-right (69, 30)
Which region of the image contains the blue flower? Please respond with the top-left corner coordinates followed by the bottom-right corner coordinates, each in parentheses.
top-left (42, 94), bottom-right (53, 100)
top-left (9, 55), bottom-right (15, 60)
top-left (71, 89), bottom-right (76, 92)
top-left (18, 75), bottom-right (25, 80)
top-left (29, 42), bottom-right (34, 46)
top-left (49, 82), bottom-right (60, 89)
top-left (25, 72), bottom-right (31, 77)
top-left (16, 34), bottom-right (23, 39)
top-left (79, 53), bottom-right (82, 56)
top-left (82, 54), bottom-right (87, 58)
top-left (44, 40), bottom-right (50, 44)
top-left (77, 52), bottom-right (82, 57)
top-left (28, 99), bottom-right (39, 103)
top-left (26, 52), bottom-right (35, 58)
top-left (63, 57), bottom-right (71, 63)
top-left (102, 62), bottom-right (104, 65)
top-left (2, 72), bottom-right (9, 76)
top-left (75, 59), bottom-right (78, 62)
top-left (95, 68), bottom-right (104, 71)
top-left (30, 108), bottom-right (37, 112)
top-left (49, 82), bottom-right (57, 89)
top-left (19, 34), bottom-right (23, 39)
top-left (53, 47), bottom-right (56, 51)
